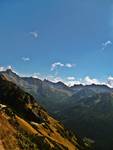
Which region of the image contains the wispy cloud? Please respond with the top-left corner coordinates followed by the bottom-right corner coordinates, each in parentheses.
top-left (51, 62), bottom-right (75, 71)
top-left (102, 40), bottom-right (112, 50)
top-left (22, 57), bottom-right (30, 62)
top-left (51, 62), bottom-right (64, 71)
top-left (67, 76), bottom-right (75, 81)
top-left (29, 31), bottom-right (39, 39)
top-left (65, 63), bottom-right (75, 68)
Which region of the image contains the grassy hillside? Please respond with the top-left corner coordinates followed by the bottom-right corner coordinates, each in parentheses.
top-left (0, 76), bottom-right (89, 150)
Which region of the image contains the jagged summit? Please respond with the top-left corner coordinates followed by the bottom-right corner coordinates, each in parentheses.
top-left (0, 69), bottom-right (112, 90)
top-left (55, 81), bottom-right (67, 88)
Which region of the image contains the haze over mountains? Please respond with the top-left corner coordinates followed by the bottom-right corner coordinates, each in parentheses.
top-left (1, 69), bottom-right (113, 150)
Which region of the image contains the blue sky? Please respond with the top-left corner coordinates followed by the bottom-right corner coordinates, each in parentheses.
top-left (0, 0), bottom-right (113, 85)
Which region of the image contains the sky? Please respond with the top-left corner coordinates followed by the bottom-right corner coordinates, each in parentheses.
top-left (0, 0), bottom-right (113, 86)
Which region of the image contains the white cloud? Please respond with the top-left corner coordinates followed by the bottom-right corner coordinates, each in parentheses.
top-left (0, 65), bottom-right (15, 72)
top-left (66, 76), bottom-right (100, 86)
top-left (22, 57), bottom-right (30, 62)
top-left (30, 31), bottom-right (39, 38)
top-left (7, 65), bottom-right (13, 70)
top-left (0, 66), bottom-right (4, 71)
top-left (51, 62), bottom-right (75, 71)
top-left (65, 76), bottom-right (108, 87)
top-left (103, 40), bottom-right (112, 46)
top-left (50, 76), bottom-right (63, 83)
top-left (107, 76), bottom-right (113, 87)
top-left (65, 63), bottom-right (75, 68)
top-left (32, 72), bottom-right (41, 78)
top-left (51, 62), bottom-right (64, 71)
top-left (67, 76), bottom-right (75, 81)
top-left (66, 80), bottom-right (81, 87)
top-left (108, 76), bottom-right (113, 81)
top-left (102, 40), bottom-right (112, 50)
top-left (83, 76), bottom-right (100, 85)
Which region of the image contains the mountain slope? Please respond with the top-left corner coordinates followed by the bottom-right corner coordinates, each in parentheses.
top-left (57, 92), bottom-right (113, 150)
top-left (1, 69), bottom-right (113, 150)
top-left (0, 70), bottom-right (112, 111)
top-left (0, 69), bottom-right (73, 112)
top-left (0, 75), bottom-right (89, 150)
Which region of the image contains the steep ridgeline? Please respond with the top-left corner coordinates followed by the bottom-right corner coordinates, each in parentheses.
top-left (0, 70), bottom-right (112, 112)
top-left (0, 69), bottom-right (113, 150)
top-left (0, 69), bottom-right (73, 112)
top-left (0, 75), bottom-right (90, 150)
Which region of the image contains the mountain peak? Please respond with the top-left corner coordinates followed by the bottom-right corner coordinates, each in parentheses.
top-left (5, 68), bottom-right (13, 73)
top-left (55, 81), bottom-right (67, 88)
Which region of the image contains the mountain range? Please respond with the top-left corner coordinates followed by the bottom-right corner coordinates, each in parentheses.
top-left (0, 71), bottom-right (91, 150)
top-left (0, 69), bottom-right (113, 150)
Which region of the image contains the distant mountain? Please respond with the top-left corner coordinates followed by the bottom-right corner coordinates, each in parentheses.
top-left (57, 92), bottom-right (113, 150)
top-left (0, 74), bottom-right (90, 150)
top-left (0, 69), bottom-right (112, 111)
top-left (0, 69), bottom-right (73, 112)
top-left (0, 69), bottom-right (113, 150)
top-left (71, 84), bottom-right (113, 94)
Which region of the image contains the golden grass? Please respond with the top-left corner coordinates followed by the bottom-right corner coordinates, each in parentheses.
top-left (0, 113), bottom-right (19, 150)
top-left (0, 140), bottom-right (5, 150)
top-left (0, 108), bottom-right (78, 150)
top-left (31, 117), bottom-right (78, 150)
top-left (15, 115), bottom-right (38, 135)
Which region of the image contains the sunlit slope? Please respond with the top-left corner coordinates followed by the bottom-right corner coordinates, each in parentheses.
top-left (0, 76), bottom-right (88, 150)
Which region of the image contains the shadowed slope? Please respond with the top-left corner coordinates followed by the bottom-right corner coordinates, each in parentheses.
top-left (0, 75), bottom-right (88, 150)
